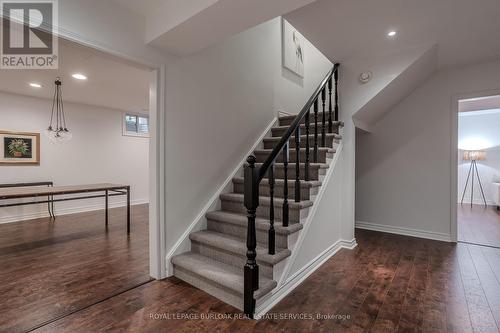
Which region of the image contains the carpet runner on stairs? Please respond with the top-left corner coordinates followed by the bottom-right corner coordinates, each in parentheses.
top-left (171, 115), bottom-right (343, 311)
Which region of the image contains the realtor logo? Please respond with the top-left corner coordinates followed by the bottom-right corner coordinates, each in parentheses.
top-left (1, 0), bottom-right (58, 69)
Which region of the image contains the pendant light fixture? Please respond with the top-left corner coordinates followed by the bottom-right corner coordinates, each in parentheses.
top-left (45, 77), bottom-right (72, 143)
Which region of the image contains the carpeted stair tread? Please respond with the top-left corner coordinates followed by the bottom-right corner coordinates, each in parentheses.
top-left (278, 115), bottom-right (344, 126)
top-left (271, 122), bottom-right (342, 139)
top-left (232, 177), bottom-right (322, 189)
top-left (255, 162), bottom-right (329, 169)
top-left (206, 210), bottom-right (303, 235)
top-left (190, 230), bottom-right (292, 265)
top-left (268, 130), bottom-right (342, 140)
top-left (254, 147), bottom-right (337, 155)
top-left (171, 252), bottom-right (277, 299)
top-left (264, 131), bottom-right (342, 143)
top-left (220, 192), bottom-right (314, 209)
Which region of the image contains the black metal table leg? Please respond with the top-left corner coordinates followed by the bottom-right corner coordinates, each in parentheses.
top-left (47, 195), bottom-right (52, 218)
top-left (105, 190), bottom-right (109, 227)
top-left (126, 186), bottom-right (131, 234)
top-left (48, 183), bottom-right (55, 219)
top-left (51, 195), bottom-right (55, 219)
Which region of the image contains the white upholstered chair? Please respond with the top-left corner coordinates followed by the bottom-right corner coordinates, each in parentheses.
top-left (493, 182), bottom-right (500, 210)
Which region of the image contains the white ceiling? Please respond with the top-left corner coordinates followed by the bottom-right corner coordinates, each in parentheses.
top-left (111, 0), bottom-right (319, 56)
top-left (111, 0), bottom-right (167, 18)
top-left (285, 0), bottom-right (500, 68)
top-left (0, 38), bottom-right (151, 112)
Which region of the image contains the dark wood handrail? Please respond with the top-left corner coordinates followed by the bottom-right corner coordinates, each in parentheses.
top-left (257, 63), bottom-right (339, 181)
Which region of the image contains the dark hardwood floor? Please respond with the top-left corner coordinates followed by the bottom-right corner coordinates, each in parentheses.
top-left (458, 204), bottom-right (500, 248)
top-left (27, 228), bottom-right (500, 333)
top-left (0, 204), bottom-right (150, 333)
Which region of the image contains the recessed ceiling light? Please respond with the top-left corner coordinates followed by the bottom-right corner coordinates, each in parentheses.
top-left (72, 73), bottom-right (87, 80)
top-left (387, 30), bottom-right (397, 37)
top-left (29, 83), bottom-right (42, 88)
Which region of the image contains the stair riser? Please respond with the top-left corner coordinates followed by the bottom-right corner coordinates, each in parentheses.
top-left (233, 181), bottom-right (317, 200)
top-left (269, 166), bottom-right (326, 181)
top-left (279, 115), bottom-right (339, 127)
top-left (207, 219), bottom-right (289, 249)
top-left (173, 266), bottom-right (269, 311)
top-left (191, 242), bottom-right (274, 278)
top-left (264, 136), bottom-right (339, 149)
top-left (173, 266), bottom-right (244, 311)
top-left (220, 200), bottom-right (305, 224)
top-left (254, 150), bottom-right (332, 164)
top-left (272, 124), bottom-right (340, 137)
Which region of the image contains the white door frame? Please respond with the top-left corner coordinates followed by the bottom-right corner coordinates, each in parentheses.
top-left (149, 67), bottom-right (167, 279)
top-left (450, 88), bottom-right (500, 243)
top-left (53, 36), bottom-right (167, 279)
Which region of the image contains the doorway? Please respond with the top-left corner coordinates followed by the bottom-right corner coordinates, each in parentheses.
top-left (456, 95), bottom-right (500, 248)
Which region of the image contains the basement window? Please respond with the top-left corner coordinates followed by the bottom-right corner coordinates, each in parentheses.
top-left (123, 113), bottom-right (149, 138)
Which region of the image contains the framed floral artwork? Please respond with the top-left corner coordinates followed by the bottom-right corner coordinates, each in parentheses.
top-left (0, 131), bottom-right (40, 165)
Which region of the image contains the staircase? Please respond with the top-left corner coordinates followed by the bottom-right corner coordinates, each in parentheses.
top-left (171, 65), bottom-right (341, 318)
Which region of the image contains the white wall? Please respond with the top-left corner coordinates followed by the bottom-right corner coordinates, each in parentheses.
top-left (314, 47), bottom-right (438, 244)
top-left (273, 19), bottom-right (334, 115)
top-left (356, 58), bottom-right (500, 241)
top-left (0, 91), bottom-right (149, 223)
top-left (353, 45), bottom-right (438, 131)
top-left (458, 111), bottom-right (500, 205)
top-left (164, 17), bottom-right (332, 255)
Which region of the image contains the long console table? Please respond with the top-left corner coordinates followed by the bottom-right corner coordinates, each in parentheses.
top-left (0, 183), bottom-right (131, 234)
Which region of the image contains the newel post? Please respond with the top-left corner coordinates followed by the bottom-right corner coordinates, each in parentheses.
top-left (243, 155), bottom-right (259, 318)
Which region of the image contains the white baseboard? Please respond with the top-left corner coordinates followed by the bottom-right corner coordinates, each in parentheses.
top-left (355, 220), bottom-right (452, 242)
top-left (255, 238), bottom-right (357, 317)
top-left (0, 199), bottom-right (149, 225)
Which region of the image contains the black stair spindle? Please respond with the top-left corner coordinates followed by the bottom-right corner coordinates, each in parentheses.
top-left (321, 87), bottom-right (326, 147)
top-left (282, 142), bottom-right (289, 227)
top-left (243, 155), bottom-right (259, 319)
top-left (334, 66), bottom-right (339, 122)
top-left (328, 76), bottom-right (333, 133)
top-left (314, 99), bottom-right (319, 163)
top-left (294, 127), bottom-right (301, 202)
top-left (268, 164), bottom-right (275, 255)
top-left (305, 110), bottom-right (310, 181)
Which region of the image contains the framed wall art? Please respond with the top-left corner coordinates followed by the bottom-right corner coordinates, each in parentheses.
top-left (282, 18), bottom-right (304, 77)
top-left (0, 131), bottom-right (40, 165)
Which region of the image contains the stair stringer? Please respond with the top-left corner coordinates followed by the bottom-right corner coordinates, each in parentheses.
top-left (165, 117), bottom-right (278, 276)
top-left (254, 141), bottom-right (358, 317)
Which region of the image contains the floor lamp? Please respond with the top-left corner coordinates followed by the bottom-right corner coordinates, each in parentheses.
top-left (460, 150), bottom-right (487, 207)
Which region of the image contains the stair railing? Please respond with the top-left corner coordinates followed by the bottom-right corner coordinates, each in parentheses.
top-left (243, 63), bottom-right (340, 318)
